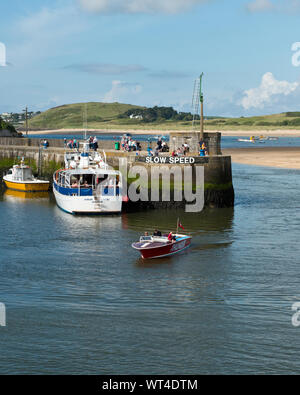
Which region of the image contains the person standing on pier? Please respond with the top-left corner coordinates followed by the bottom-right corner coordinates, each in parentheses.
top-left (93, 136), bottom-right (98, 151)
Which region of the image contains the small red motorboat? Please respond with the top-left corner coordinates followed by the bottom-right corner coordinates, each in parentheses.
top-left (132, 233), bottom-right (192, 259)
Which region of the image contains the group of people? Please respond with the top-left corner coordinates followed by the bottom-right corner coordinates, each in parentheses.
top-left (63, 136), bottom-right (99, 151)
top-left (148, 137), bottom-right (169, 157)
top-left (88, 136), bottom-right (99, 151)
top-left (71, 178), bottom-right (90, 188)
top-left (144, 230), bottom-right (177, 243)
top-left (171, 143), bottom-right (190, 157)
top-left (64, 138), bottom-right (79, 150)
top-left (156, 138), bottom-right (169, 153)
top-left (121, 135), bottom-right (141, 152)
top-left (61, 135), bottom-right (208, 157)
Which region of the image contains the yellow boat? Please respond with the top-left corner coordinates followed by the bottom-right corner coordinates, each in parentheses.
top-left (3, 159), bottom-right (49, 192)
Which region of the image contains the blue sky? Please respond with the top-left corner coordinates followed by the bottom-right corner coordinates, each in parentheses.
top-left (1, 0), bottom-right (300, 116)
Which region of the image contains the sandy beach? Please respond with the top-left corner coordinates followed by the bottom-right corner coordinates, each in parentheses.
top-left (223, 147), bottom-right (300, 169)
top-left (26, 129), bottom-right (170, 136)
top-left (25, 128), bottom-right (300, 137)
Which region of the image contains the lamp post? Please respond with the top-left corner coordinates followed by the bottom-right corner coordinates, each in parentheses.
top-left (199, 73), bottom-right (204, 142)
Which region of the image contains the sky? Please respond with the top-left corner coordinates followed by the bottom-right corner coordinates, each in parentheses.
top-left (0, 0), bottom-right (300, 117)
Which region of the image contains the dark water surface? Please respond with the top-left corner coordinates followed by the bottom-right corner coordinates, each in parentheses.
top-left (0, 163), bottom-right (300, 374)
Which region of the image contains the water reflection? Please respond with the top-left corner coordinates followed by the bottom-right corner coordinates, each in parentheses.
top-left (122, 207), bottom-right (235, 235)
top-left (3, 189), bottom-right (50, 202)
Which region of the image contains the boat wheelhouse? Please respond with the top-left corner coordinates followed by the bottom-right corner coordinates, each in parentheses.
top-left (53, 143), bottom-right (123, 215)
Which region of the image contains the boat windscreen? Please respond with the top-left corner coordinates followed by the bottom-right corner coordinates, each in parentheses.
top-left (140, 236), bottom-right (152, 241)
top-left (23, 168), bottom-right (33, 180)
top-left (14, 168), bottom-right (33, 180)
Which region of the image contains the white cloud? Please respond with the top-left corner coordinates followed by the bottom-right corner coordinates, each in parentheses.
top-left (241, 72), bottom-right (299, 110)
top-left (246, 0), bottom-right (300, 13)
top-left (78, 0), bottom-right (208, 14)
top-left (103, 80), bottom-right (142, 102)
top-left (246, 0), bottom-right (274, 12)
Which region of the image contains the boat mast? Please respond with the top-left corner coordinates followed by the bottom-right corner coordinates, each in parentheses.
top-left (83, 103), bottom-right (88, 141)
top-left (192, 72), bottom-right (204, 141)
top-left (199, 72), bottom-right (204, 142)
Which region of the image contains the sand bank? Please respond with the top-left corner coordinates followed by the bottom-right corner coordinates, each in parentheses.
top-left (26, 129), bottom-right (170, 136)
top-left (223, 147), bottom-right (300, 169)
top-left (219, 130), bottom-right (300, 137)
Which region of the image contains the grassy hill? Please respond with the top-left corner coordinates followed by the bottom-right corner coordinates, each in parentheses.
top-left (27, 102), bottom-right (300, 131)
top-left (28, 102), bottom-right (145, 130)
top-left (203, 111), bottom-right (300, 130)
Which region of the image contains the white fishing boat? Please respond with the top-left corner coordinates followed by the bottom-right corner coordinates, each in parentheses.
top-left (53, 143), bottom-right (123, 215)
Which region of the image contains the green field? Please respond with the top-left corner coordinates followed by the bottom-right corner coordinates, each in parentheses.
top-left (27, 102), bottom-right (300, 131)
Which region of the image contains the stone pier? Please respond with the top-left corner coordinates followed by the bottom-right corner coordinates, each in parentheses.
top-left (0, 133), bottom-right (234, 209)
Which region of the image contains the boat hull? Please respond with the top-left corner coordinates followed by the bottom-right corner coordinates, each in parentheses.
top-left (3, 177), bottom-right (49, 192)
top-left (132, 236), bottom-right (192, 259)
top-left (53, 183), bottom-right (122, 215)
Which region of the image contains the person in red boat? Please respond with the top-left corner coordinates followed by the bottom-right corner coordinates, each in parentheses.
top-left (168, 232), bottom-right (176, 242)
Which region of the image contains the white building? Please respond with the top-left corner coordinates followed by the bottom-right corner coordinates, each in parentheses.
top-left (129, 114), bottom-right (143, 120)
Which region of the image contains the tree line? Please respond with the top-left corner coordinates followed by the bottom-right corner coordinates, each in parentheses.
top-left (119, 106), bottom-right (200, 123)
top-left (0, 116), bottom-right (18, 133)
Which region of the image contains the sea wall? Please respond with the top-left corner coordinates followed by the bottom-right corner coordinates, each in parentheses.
top-left (0, 136), bottom-right (234, 209)
top-left (122, 155), bottom-right (234, 210)
top-left (0, 137), bottom-right (150, 151)
top-left (169, 132), bottom-right (222, 155)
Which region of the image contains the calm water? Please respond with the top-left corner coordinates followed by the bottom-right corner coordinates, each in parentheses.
top-left (1, 163), bottom-right (300, 374)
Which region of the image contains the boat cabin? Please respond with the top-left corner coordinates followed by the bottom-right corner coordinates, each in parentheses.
top-left (54, 169), bottom-right (121, 197)
top-left (8, 165), bottom-right (34, 182)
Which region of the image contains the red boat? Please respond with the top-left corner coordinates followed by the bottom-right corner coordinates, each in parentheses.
top-left (132, 234), bottom-right (192, 259)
